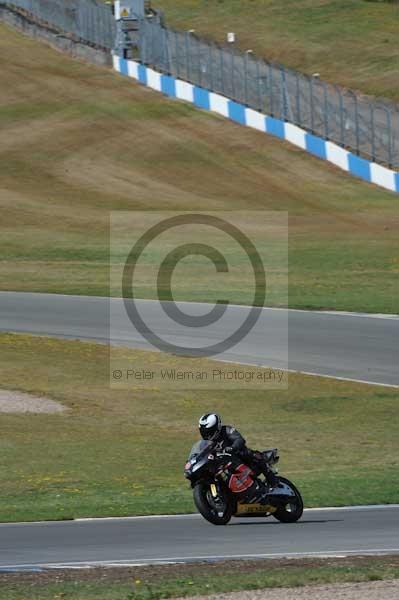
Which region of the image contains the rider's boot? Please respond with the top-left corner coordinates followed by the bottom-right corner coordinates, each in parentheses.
top-left (260, 463), bottom-right (279, 490)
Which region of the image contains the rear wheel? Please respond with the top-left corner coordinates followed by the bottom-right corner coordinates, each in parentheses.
top-left (193, 482), bottom-right (233, 525)
top-left (273, 476), bottom-right (303, 523)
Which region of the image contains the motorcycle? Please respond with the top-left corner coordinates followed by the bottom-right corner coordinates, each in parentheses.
top-left (184, 439), bottom-right (303, 525)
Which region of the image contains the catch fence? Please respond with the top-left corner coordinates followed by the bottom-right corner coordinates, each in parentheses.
top-left (4, 0), bottom-right (116, 49)
top-left (139, 19), bottom-right (399, 168)
top-left (2, 0), bottom-right (399, 167)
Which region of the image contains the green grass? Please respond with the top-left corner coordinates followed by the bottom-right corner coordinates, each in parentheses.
top-left (156, 0), bottom-right (399, 101)
top-left (1, 557), bottom-right (399, 599)
top-left (0, 333), bottom-right (398, 522)
top-left (0, 25), bottom-right (398, 312)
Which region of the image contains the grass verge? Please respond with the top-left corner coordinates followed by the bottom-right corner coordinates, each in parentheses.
top-left (0, 333), bottom-right (398, 522)
top-left (157, 0), bottom-right (399, 102)
top-left (0, 25), bottom-right (398, 312)
top-left (1, 556), bottom-right (399, 599)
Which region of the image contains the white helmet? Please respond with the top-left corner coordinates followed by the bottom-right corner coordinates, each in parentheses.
top-left (199, 413), bottom-right (222, 441)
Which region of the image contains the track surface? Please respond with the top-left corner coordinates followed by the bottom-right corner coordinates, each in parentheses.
top-left (1, 507), bottom-right (399, 568)
top-left (1, 292), bottom-right (398, 386)
top-left (1, 292), bottom-right (398, 567)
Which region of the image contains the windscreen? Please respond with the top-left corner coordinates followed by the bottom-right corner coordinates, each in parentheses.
top-left (188, 439), bottom-right (210, 459)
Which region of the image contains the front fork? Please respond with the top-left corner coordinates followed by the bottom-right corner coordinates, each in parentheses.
top-left (209, 480), bottom-right (231, 510)
top-left (210, 483), bottom-right (218, 498)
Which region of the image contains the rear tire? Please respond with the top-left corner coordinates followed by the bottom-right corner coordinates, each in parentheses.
top-left (273, 476), bottom-right (303, 523)
top-left (193, 482), bottom-right (233, 525)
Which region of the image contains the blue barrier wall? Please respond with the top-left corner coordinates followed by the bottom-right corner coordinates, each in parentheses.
top-left (113, 55), bottom-right (399, 194)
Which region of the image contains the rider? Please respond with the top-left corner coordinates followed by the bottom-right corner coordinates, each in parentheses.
top-left (198, 413), bottom-right (279, 489)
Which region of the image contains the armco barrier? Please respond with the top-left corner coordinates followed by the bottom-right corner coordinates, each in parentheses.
top-left (113, 55), bottom-right (399, 194)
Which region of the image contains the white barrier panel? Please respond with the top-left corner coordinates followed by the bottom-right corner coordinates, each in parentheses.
top-left (209, 93), bottom-right (229, 118)
top-left (113, 56), bottom-right (399, 194)
top-left (326, 142), bottom-right (350, 172)
top-left (175, 80), bottom-right (194, 103)
top-left (285, 123), bottom-right (306, 150)
top-left (245, 108), bottom-right (266, 132)
top-left (370, 163), bottom-right (396, 192)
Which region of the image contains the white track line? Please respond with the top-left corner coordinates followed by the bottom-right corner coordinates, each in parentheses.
top-left (0, 504), bottom-right (397, 527)
top-left (3, 548), bottom-right (399, 570)
top-left (284, 369), bottom-right (399, 389)
top-left (217, 357), bottom-right (399, 389)
top-left (170, 301), bottom-right (399, 321)
top-left (75, 503), bottom-right (399, 522)
top-left (2, 291), bottom-right (398, 320)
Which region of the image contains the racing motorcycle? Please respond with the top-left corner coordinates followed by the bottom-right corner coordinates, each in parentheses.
top-left (184, 440), bottom-right (303, 525)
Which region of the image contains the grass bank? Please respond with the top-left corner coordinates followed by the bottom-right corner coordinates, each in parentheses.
top-left (1, 556), bottom-right (399, 599)
top-left (157, 0), bottom-right (399, 102)
top-left (1, 333), bottom-right (398, 522)
top-left (0, 25), bottom-right (398, 312)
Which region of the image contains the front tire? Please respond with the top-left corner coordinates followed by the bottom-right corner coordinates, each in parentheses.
top-left (273, 476), bottom-right (303, 523)
top-left (193, 482), bottom-right (233, 525)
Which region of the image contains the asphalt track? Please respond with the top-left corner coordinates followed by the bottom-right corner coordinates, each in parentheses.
top-left (1, 506), bottom-right (399, 569)
top-left (0, 291), bottom-right (398, 386)
top-left (1, 291), bottom-right (399, 567)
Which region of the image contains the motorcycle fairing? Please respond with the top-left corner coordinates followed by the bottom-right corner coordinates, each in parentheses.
top-left (228, 464), bottom-right (255, 494)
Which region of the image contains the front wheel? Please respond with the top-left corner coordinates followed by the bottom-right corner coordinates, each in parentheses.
top-left (193, 482), bottom-right (233, 525)
top-left (273, 476), bottom-right (303, 523)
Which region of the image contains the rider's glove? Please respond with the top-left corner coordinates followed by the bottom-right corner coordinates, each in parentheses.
top-left (224, 446), bottom-right (233, 454)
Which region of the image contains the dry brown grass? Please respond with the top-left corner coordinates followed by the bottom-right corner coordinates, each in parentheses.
top-left (0, 24), bottom-right (398, 311)
top-left (157, 0), bottom-right (399, 101)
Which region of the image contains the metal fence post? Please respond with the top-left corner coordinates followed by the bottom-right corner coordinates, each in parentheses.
top-left (231, 46), bottom-right (235, 99)
top-left (149, 20), bottom-right (155, 65)
top-left (385, 107), bottom-right (393, 167)
top-left (197, 36), bottom-right (201, 86)
top-left (94, 4), bottom-right (101, 46)
top-left (207, 43), bottom-right (212, 90)
top-left (244, 51), bottom-right (249, 106)
top-left (370, 102), bottom-right (375, 162)
top-left (346, 90), bottom-right (360, 155)
top-left (295, 71), bottom-right (301, 126)
top-left (334, 85), bottom-right (345, 147)
top-left (174, 30), bottom-right (179, 78)
top-left (354, 93), bottom-right (360, 155)
top-left (309, 76), bottom-right (315, 133)
top-left (281, 67), bottom-right (287, 120)
top-left (256, 59), bottom-right (262, 112)
top-left (161, 28), bottom-right (170, 75)
top-left (268, 62), bottom-right (273, 116)
top-left (322, 81), bottom-right (329, 139)
top-left (185, 31), bottom-right (191, 81)
top-left (138, 17), bottom-right (143, 63)
top-left (220, 46), bottom-right (225, 96)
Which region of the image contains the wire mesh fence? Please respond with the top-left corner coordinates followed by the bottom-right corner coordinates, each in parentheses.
top-left (5, 0), bottom-right (116, 49)
top-left (139, 19), bottom-right (399, 168)
top-left (2, 0), bottom-right (398, 167)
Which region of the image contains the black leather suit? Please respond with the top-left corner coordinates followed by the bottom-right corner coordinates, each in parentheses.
top-left (214, 425), bottom-right (278, 486)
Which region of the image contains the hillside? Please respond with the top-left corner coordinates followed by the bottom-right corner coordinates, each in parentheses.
top-left (157, 0), bottom-right (399, 102)
top-left (0, 23), bottom-right (398, 312)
